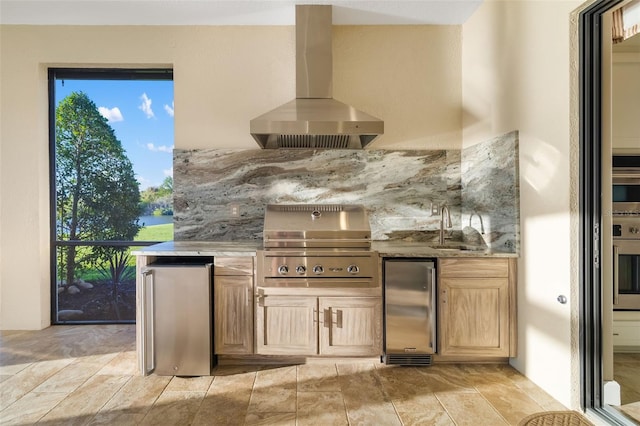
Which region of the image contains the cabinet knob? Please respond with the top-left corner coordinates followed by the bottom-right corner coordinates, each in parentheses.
top-left (557, 295), bottom-right (567, 304)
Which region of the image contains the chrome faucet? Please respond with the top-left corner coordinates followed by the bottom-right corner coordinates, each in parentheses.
top-left (439, 205), bottom-right (452, 244)
top-left (469, 211), bottom-right (485, 234)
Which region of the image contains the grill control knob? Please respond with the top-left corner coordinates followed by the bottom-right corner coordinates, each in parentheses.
top-left (347, 264), bottom-right (360, 274)
top-left (312, 265), bottom-right (324, 275)
top-left (630, 226), bottom-right (639, 234)
top-left (296, 265), bottom-right (306, 275)
top-left (277, 265), bottom-right (289, 275)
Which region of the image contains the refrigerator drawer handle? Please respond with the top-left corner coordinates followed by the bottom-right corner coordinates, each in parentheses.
top-left (141, 270), bottom-right (155, 375)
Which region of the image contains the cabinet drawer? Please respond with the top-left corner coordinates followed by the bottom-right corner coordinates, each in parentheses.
top-left (439, 258), bottom-right (509, 278)
top-left (214, 257), bottom-right (254, 276)
top-left (613, 321), bottom-right (640, 346)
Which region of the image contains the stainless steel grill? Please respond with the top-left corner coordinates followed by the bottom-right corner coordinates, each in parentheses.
top-left (258, 204), bottom-right (377, 285)
top-left (263, 204), bottom-right (371, 249)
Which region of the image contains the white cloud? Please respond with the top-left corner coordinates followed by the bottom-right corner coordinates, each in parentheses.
top-left (163, 168), bottom-right (173, 177)
top-left (98, 106), bottom-right (124, 123)
top-left (146, 143), bottom-right (174, 153)
top-left (164, 101), bottom-right (174, 117)
top-left (136, 176), bottom-right (153, 190)
top-left (139, 93), bottom-right (154, 118)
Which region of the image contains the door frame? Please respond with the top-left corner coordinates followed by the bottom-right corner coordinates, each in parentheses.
top-left (578, 0), bottom-right (634, 423)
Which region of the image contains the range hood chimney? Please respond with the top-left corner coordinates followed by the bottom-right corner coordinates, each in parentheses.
top-left (250, 5), bottom-right (384, 149)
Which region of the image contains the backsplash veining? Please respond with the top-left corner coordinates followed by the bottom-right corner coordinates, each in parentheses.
top-left (173, 131), bottom-right (519, 252)
top-left (461, 131), bottom-right (520, 253)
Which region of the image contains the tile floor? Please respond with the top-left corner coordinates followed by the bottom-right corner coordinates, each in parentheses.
top-left (0, 324), bottom-right (593, 425)
top-left (614, 352), bottom-right (640, 421)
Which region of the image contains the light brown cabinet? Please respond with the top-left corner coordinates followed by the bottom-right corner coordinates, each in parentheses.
top-left (256, 295), bottom-right (382, 356)
top-left (319, 297), bottom-right (382, 356)
top-left (214, 257), bottom-right (254, 355)
top-left (256, 295), bottom-right (318, 355)
top-left (438, 258), bottom-right (517, 357)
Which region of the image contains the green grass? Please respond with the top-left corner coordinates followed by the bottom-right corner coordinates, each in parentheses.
top-left (63, 224), bottom-right (173, 282)
top-left (135, 223), bottom-right (173, 242)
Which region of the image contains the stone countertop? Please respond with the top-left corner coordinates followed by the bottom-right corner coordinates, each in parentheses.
top-left (133, 241), bottom-right (518, 258)
top-left (131, 241), bottom-right (260, 257)
top-left (372, 241), bottom-right (518, 258)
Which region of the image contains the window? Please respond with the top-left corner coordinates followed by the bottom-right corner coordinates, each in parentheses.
top-left (49, 68), bottom-right (174, 324)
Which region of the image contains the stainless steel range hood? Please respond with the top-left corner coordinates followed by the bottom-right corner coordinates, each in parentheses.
top-left (250, 5), bottom-right (384, 149)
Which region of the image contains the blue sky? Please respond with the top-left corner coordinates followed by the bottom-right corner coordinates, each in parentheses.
top-left (55, 78), bottom-right (174, 190)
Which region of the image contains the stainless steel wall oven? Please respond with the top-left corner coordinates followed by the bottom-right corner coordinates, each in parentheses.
top-left (613, 217), bottom-right (640, 311)
top-left (612, 155), bottom-right (640, 216)
top-left (612, 156), bottom-right (640, 310)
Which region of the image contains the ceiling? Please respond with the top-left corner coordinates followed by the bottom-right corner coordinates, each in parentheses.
top-left (0, 0), bottom-right (483, 26)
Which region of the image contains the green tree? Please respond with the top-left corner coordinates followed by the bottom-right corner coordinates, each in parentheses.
top-left (140, 176), bottom-right (173, 216)
top-left (56, 91), bottom-right (141, 288)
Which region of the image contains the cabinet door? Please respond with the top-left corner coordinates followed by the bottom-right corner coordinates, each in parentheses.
top-left (319, 297), bottom-right (382, 356)
top-left (214, 276), bottom-right (253, 354)
top-left (439, 278), bottom-right (509, 357)
top-left (256, 296), bottom-right (318, 355)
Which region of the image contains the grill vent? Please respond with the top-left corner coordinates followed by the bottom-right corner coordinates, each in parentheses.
top-left (384, 354), bottom-right (433, 366)
top-left (277, 134), bottom-right (351, 149)
top-left (273, 204), bottom-right (345, 213)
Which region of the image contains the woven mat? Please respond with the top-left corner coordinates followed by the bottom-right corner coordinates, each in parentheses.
top-left (518, 411), bottom-right (595, 426)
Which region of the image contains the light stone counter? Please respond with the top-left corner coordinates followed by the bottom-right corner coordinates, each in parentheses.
top-left (372, 241), bottom-right (518, 258)
top-left (132, 241), bottom-right (259, 257)
top-left (132, 240), bottom-right (517, 258)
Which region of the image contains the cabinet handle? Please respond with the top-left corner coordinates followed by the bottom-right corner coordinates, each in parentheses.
top-left (323, 308), bottom-right (331, 327)
top-left (141, 270), bottom-right (155, 375)
top-left (336, 309), bottom-right (343, 329)
top-left (613, 245), bottom-right (620, 306)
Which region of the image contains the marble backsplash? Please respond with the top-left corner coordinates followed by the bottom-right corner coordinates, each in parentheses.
top-left (461, 131), bottom-right (520, 253)
top-left (173, 131), bottom-right (519, 252)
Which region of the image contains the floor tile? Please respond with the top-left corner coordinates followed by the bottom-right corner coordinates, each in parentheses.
top-left (297, 391), bottom-right (348, 426)
top-left (0, 391), bottom-right (67, 425)
top-left (436, 391), bottom-right (509, 426)
top-left (0, 325), bottom-right (603, 426)
top-left (95, 350), bottom-right (138, 376)
top-left (33, 353), bottom-right (118, 393)
top-left (192, 371), bottom-right (256, 425)
top-left (37, 374), bottom-right (129, 425)
top-left (248, 386), bottom-right (297, 413)
top-left (245, 412), bottom-right (297, 425)
top-left (139, 390), bottom-right (206, 425)
top-left (618, 401), bottom-right (640, 423)
top-left (87, 412), bottom-right (146, 425)
top-left (165, 374), bottom-right (213, 392)
top-left (297, 364), bottom-right (340, 392)
top-left (0, 357), bottom-right (73, 411)
top-left (98, 374), bottom-right (170, 415)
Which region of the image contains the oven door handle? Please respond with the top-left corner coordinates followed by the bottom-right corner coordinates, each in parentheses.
top-left (613, 245), bottom-right (620, 306)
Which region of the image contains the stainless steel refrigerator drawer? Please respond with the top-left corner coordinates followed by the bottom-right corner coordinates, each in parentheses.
top-left (383, 259), bottom-right (436, 365)
top-left (142, 262), bottom-right (213, 376)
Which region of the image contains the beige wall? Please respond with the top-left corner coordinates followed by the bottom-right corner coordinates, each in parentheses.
top-left (0, 24), bottom-right (461, 329)
top-left (612, 52), bottom-right (640, 152)
top-left (462, 0), bottom-right (583, 408)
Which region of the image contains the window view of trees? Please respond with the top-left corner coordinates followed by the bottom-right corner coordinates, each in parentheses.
top-left (56, 92), bottom-right (142, 321)
top-left (141, 176), bottom-right (173, 217)
top-left (50, 69), bottom-right (173, 323)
